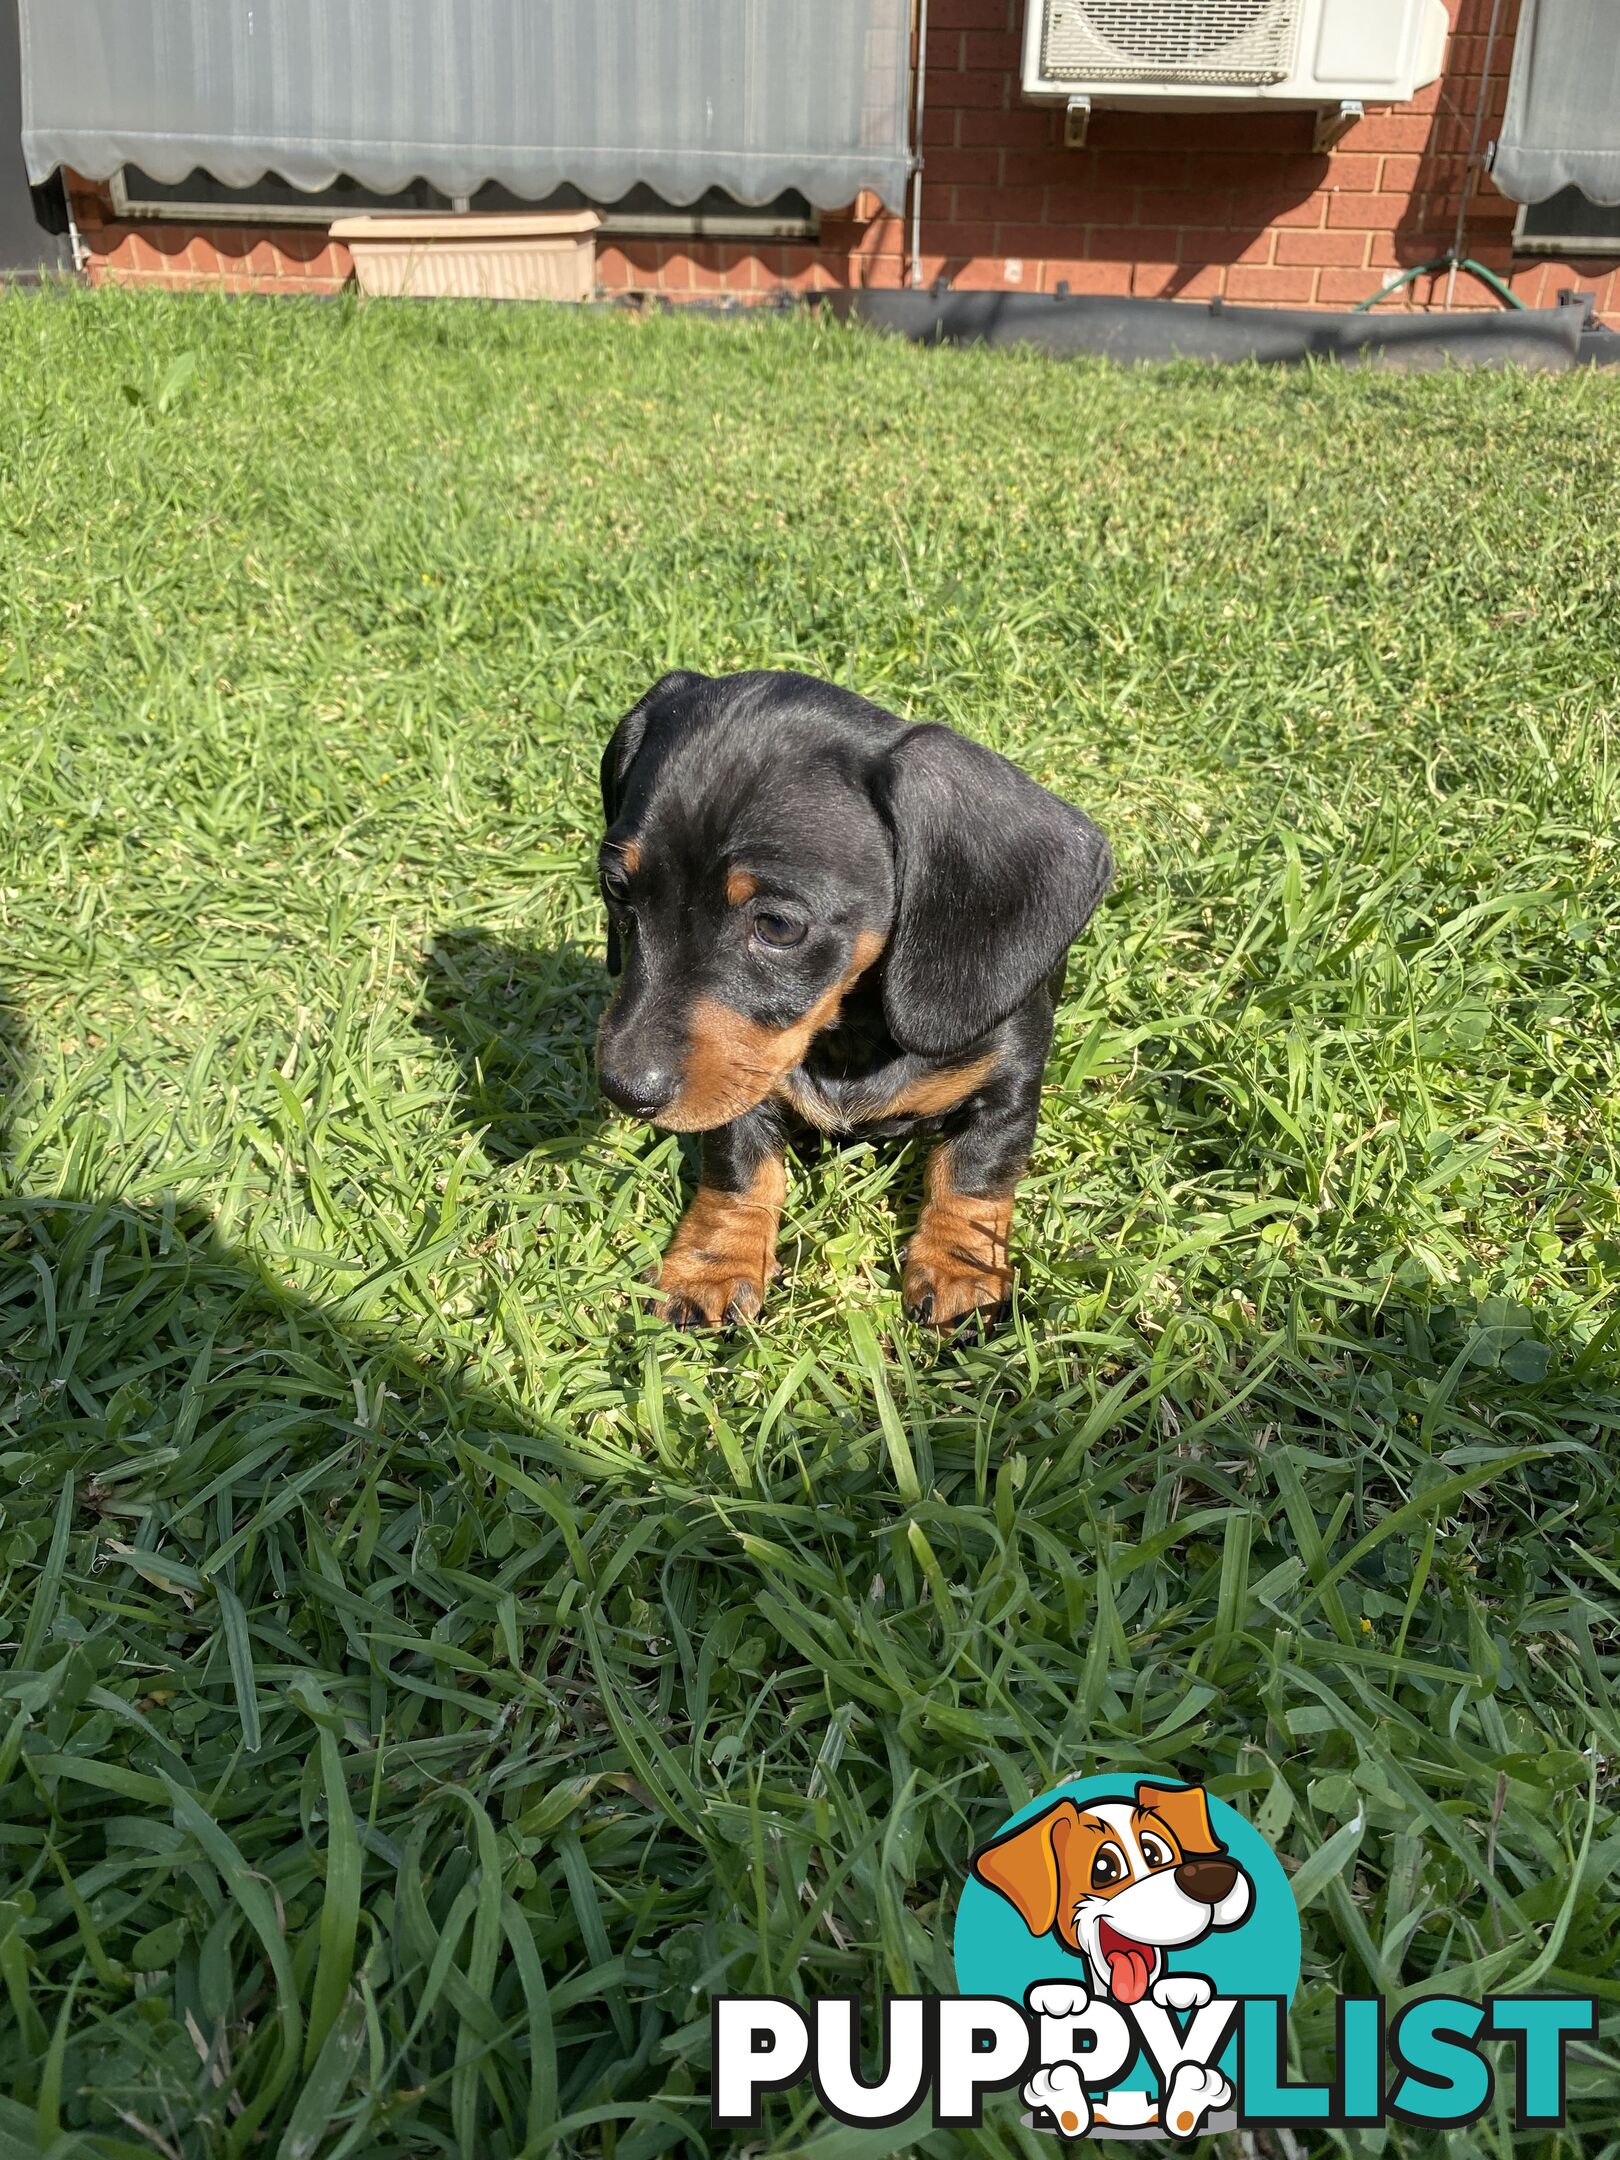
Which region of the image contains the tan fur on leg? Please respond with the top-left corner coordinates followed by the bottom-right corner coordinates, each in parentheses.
top-left (657, 1156), bottom-right (787, 1327)
top-left (903, 1146), bottom-right (1014, 1328)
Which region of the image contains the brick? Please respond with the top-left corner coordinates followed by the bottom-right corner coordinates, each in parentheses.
top-left (594, 242), bottom-right (631, 289)
top-left (1140, 188), bottom-right (1234, 229)
top-left (1326, 191), bottom-right (1408, 230)
top-left (1089, 223), bottom-right (1180, 261)
top-left (850, 215), bottom-right (904, 255)
top-left (1046, 187), bottom-right (1138, 228)
top-left (1230, 190), bottom-right (1327, 229)
top-left (1225, 263), bottom-right (1318, 302)
top-left (1194, 151), bottom-right (1322, 190)
top-left (926, 0), bottom-right (1011, 25)
top-left (1341, 111), bottom-right (1434, 153)
top-left (926, 221), bottom-right (999, 254)
top-left (1326, 153), bottom-right (1382, 192)
top-left (921, 107), bottom-right (959, 148)
top-left (1316, 267), bottom-right (1385, 304)
top-left (987, 222), bottom-right (1044, 255)
top-left (926, 149), bottom-right (1002, 185)
top-left (1089, 152), bottom-right (1191, 190)
top-left (1034, 256), bottom-right (1088, 293)
top-left (1275, 228), bottom-right (1371, 267)
top-left (658, 248), bottom-right (693, 292)
top-left (1143, 262), bottom-right (1224, 299)
top-left (1062, 259), bottom-right (1135, 295)
top-left (1000, 150), bottom-right (1085, 189)
top-left (962, 28), bottom-right (1021, 67)
top-left (957, 107), bottom-right (1053, 147)
top-left (1130, 260), bottom-right (1180, 296)
top-left (277, 229), bottom-right (326, 275)
top-left (1378, 154), bottom-right (1424, 192)
top-left (928, 69), bottom-right (1007, 108)
top-left (952, 184), bottom-right (1045, 223)
top-left (947, 256), bottom-right (1018, 288)
top-left (1231, 230), bottom-right (1278, 265)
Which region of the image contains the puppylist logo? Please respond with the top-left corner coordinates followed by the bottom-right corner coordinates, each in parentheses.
top-left (712, 1775), bottom-right (1595, 2136)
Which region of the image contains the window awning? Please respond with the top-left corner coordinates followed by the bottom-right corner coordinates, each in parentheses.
top-left (19, 0), bottom-right (914, 214)
top-left (1491, 0), bottom-right (1620, 207)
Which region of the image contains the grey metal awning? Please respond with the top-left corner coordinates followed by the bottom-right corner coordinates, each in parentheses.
top-left (1491, 0), bottom-right (1620, 206)
top-left (19, 0), bottom-right (914, 214)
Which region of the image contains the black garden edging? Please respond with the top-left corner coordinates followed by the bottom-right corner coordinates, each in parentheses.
top-left (826, 289), bottom-right (1596, 372)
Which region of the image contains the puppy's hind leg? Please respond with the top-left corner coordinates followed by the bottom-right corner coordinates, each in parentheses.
top-left (657, 1106), bottom-right (786, 1329)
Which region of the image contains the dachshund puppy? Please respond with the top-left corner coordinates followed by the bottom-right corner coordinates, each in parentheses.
top-left (596, 669), bottom-right (1111, 1328)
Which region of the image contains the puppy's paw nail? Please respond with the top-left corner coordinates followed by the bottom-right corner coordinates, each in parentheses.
top-left (1151, 1973), bottom-right (1213, 2012)
top-left (905, 1289), bottom-right (936, 1324)
top-left (722, 1279), bottom-right (763, 1323)
top-left (1027, 1981), bottom-right (1092, 2019)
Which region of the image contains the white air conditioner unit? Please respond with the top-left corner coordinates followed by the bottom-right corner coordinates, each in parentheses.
top-left (1023, 0), bottom-right (1449, 147)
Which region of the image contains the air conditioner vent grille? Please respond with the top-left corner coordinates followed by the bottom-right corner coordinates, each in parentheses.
top-left (1039, 0), bottom-right (1303, 84)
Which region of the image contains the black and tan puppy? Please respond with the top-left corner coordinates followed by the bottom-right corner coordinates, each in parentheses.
top-left (596, 670), bottom-right (1111, 1329)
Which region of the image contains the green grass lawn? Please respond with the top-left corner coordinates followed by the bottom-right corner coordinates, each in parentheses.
top-left (1, 286), bottom-right (1617, 2157)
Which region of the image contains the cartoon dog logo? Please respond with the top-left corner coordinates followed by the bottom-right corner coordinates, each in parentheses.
top-left (970, 1780), bottom-right (1252, 2007)
top-left (970, 1781), bottom-right (1254, 2137)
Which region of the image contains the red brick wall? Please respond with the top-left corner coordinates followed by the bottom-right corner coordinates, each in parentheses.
top-left (66, 0), bottom-right (1620, 323)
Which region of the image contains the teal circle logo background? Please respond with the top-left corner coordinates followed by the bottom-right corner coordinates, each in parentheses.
top-left (953, 1778), bottom-right (1300, 2095)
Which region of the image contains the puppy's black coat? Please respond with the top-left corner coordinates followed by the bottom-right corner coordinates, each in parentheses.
top-left (596, 669), bottom-right (1111, 1327)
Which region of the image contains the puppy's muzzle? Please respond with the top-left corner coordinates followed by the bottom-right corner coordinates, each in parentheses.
top-left (1174, 1858), bottom-right (1238, 1903)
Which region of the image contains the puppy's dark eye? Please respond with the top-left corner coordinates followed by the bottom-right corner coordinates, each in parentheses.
top-left (752, 910), bottom-right (807, 950)
top-left (601, 866), bottom-right (629, 903)
top-left (1139, 1836), bottom-right (1171, 1870)
top-left (1090, 1845), bottom-right (1126, 1891)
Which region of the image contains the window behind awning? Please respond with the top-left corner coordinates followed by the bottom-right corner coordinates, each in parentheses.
top-left (1491, 0), bottom-right (1620, 207)
top-left (19, 0), bottom-right (914, 214)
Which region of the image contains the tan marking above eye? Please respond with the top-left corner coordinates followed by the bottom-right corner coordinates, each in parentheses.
top-left (724, 868), bottom-right (758, 906)
top-left (616, 838), bottom-right (642, 875)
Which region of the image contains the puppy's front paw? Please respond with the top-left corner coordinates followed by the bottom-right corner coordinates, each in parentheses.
top-left (1027, 1981), bottom-right (1093, 2020)
top-left (902, 1249), bottom-right (1012, 1331)
top-left (655, 1254), bottom-right (768, 1329)
top-left (654, 1169), bottom-right (783, 1329)
top-left (1162, 2062), bottom-right (1232, 2139)
top-left (1023, 2063), bottom-right (1090, 2139)
top-left (903, 1171), bottom-right (1013, 1331)
top-left (1151, 1973), bottom-right (1213, 2013)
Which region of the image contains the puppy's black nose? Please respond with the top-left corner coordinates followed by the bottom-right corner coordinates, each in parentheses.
top-left (1175, 1858), bottom-right (1238, 1903)
top-left (600, 1063), bottom-right (678, 1119)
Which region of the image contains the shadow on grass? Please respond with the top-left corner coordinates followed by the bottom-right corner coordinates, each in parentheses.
top-left (2, 978), bottom-right (1617, 2155)
top-left (415, 927), bottom-right (610, 1162)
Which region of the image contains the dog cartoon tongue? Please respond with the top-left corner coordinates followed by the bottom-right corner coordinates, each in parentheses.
top-left (1098, 1920), bottom-right (1156, 2005)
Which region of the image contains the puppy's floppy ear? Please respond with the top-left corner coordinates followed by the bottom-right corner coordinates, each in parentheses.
top-left (971, 1799), bottom-right (1081, 1938)
top-left (598, 670), bottom-right (705, 973)
top-left (599, 668), bottom-right (705, 828)
top-left (876, 725), bottom-right (1112, 1056)
top-left (1135, 1782), bottom-right (1224, 1858)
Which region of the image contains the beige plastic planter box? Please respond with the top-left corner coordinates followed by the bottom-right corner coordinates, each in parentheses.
top-left (330, 212), bottom-right (601, 302)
